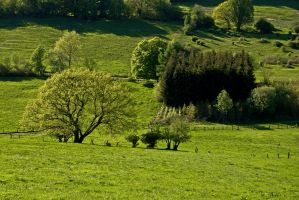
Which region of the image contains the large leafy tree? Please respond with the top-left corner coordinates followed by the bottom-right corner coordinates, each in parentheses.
top-left (131, 37), bottom-right (167, 80)
top-left (22, 69), bottom-right (136, 143)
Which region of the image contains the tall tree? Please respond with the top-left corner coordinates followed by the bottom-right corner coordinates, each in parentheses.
top-left (30, 45), bottom-right (46, 75)
top-left (22, 69), bottom-right (136, 143)
top-left (212, 1), bottom-right (232, 29)
top-left (228, 0), bottom-right (254, 31)
top-left (49, 31), bottom-right (81, 71)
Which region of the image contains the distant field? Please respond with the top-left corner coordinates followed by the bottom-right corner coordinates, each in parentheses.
top-left (0, 18), bottom-right (179, 76)
top-left (0, 127), bottom-right (298, 199)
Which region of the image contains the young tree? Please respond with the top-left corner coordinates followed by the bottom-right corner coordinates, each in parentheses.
top-left (170, 118), bottom-right (191, 151)
top-left (22, 69), bottom-right (136, 143)
top-left (215, 90), bottom-right (233, 121)
top-left (49, 31), bottom-right (81, 71)
top-left (30, 45), bottom-right (46, 75)
top-left (131, 37), bottom-right (167, 80)
top-left (228, 0), bottom-right (254, 31)
top-left (212, 1), bottom-right (232, 29)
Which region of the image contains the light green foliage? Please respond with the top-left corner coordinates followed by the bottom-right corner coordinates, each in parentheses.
top-left (169, 117), bottom-right (191, 150)
top-left (228, 0), bottom-right (254, 31)
top-left (250, 86), bottom-right (277, 114)
top-left (49, 31), bottom-right (81, 72)
top-left (212, 1), bottom-right (232, 29)
top-left (131, 37), bottom-right (167, 79)
top-left (216, 90), bottom-right (233, 116)
top-left (30, 45), bottom-right (46, 75)
top-left (22, 69), bottom-right (136, 143)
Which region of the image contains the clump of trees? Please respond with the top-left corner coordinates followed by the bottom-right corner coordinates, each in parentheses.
top-left (157, 48), bottom-right (256, 107)
top-left (0, 46), bottom-right (46, 77)
top-left (212, 0), bottom-right (254, 31)
top-left (0, 0), bottom-right (182, 21)
top-left (22, 69), bottom-right (136, 143)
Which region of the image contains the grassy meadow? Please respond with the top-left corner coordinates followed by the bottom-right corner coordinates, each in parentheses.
top-left (0, 127), bottom-right (298, 199)
top-left (0, 0), bottom-right (299, 199)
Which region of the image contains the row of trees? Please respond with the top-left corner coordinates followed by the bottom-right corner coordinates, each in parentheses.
top-left (0, 31), bottom-right (84, 76)
top-left (183, 0), bottom-right (254, 33)
top-left (0, 0), bottom-right (181, 20)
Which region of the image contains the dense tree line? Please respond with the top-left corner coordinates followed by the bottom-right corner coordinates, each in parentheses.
top-left (0, 0), bottom-right (182, 20)
top-left (158, 48), bottom-right (256, 107)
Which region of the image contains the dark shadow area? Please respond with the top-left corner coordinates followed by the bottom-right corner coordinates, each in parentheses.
top-left (0, 76), bottom-right (48, 82)
top-left (0, 17), bottom-right (180, 37)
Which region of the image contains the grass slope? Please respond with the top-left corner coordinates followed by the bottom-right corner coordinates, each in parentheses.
top-left (0, 127), bottom-right (298, 199)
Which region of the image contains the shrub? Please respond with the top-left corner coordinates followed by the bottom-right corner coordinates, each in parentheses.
top-left (183, 4), bottom-right (214, 34)
top-left (293, 25), bottom-right (299, 34)
top-left (288, 41), bottom-right (299, 49)
top-left (141, 131), bottom-right (162, 148)
top-left (143, 81), bottom-right (155, 88)
top-left (126, 134), bottom-right (140, 148)
top-left (255, 18), bottom-right (275, 34)
top-left (192, 37), bottom-right (199, 42)
top-left (274, 41), bottom-right (283, 48)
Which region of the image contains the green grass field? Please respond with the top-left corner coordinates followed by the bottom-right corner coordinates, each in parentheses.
top-left (0, 127), bottom-right (298, 199)
top-left (0, 0), bottom-right (299, 199)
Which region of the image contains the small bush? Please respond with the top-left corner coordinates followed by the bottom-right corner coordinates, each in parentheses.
top-left (126, 134), bottom-right (140, 148)
top-left (255, 18), bottom-right (275, 34)
top-left (192, 37), bottom-right (199, 42)
top-left (288, 41), bottom-right (299, 49)
top-left (274, 41), bottom-right (284, 48)
top-left (141, 131), bottom-right (162, 148)
top-left (143, 81), bottom-right (155, 88)
top-left (293, 25), bottom-right (299, 34)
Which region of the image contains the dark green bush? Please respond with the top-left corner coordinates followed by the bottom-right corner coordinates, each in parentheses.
top-left (293, 25), bottom-right (299, 34)
top-left (141, 131), bottom-right (162, 148)
top-left (126, 134), bottom-right (140, 148)
top-left (274, 41), bottom-right (284, 47)
top-left (143, 81), bottom-right (155, 88)
top-left (288, 41), bottom-right (299, 49)
top-left (255, 18), bottom-right (275, 34)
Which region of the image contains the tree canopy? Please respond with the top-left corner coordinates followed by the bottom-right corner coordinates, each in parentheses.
top-left (22, 69), bottom-right (136, 143)
top-left (131, 37), bottom-right (167, 80)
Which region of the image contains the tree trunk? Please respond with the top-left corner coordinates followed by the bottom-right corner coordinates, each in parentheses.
top-left (73, 132), bottom-right (83, 143)
top-left (167, 142), bottom-right (171, 150)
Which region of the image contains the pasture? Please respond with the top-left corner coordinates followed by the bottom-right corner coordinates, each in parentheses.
top-left (0, 127), bottom-right (298, 199)
top-left (0, 0), bottom-right (299, 199)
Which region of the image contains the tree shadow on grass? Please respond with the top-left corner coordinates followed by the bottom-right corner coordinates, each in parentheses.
top-left (0, 76), bottom-right (48, 82)
top-left (0, 17), bottom-right (179, 37)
